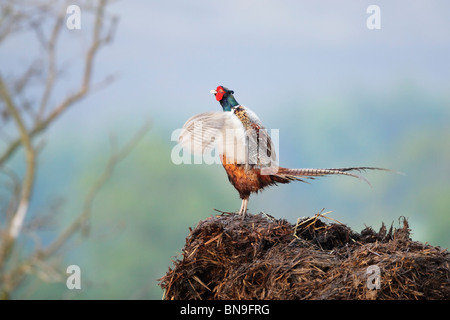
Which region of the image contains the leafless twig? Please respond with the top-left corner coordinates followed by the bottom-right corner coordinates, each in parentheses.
top-left (0, 0), bottom-right (136, 299)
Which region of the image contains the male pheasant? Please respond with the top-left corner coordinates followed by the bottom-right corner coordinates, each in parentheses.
top-left (179, 85), bottom-right (389, 216)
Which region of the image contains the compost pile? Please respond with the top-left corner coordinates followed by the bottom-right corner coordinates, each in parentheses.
top-left (159, 212), bottom-right (450, 300)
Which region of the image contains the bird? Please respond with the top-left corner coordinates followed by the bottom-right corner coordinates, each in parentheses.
top-left (178, 85), bottom-right (390, 216)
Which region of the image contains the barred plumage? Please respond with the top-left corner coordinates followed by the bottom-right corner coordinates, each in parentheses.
top-left (276, 167), bottom-right (393, 187)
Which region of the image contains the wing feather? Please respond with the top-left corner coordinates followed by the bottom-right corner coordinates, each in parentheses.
top-left (178, 112), bottom-right (247, 164)
top-left (178, 110), bottom-right (278, 171)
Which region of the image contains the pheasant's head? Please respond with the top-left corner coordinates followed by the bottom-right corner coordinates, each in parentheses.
top-left (210, 85), bottom-right (239, 112)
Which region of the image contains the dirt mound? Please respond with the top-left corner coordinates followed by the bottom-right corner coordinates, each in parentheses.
top-left (159, 212), bottom-right (450, 300)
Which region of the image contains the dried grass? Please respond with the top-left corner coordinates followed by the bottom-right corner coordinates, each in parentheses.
top-left (159, 212), bottom-right (450, 300)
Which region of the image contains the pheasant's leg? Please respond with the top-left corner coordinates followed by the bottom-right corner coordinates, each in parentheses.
top-left (239, 198), bottom-right (249, 216)
top-left (238, 200), bottom-right (245, 215)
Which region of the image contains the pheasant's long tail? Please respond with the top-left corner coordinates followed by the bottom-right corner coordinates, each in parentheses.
top-left (276, 167), bottom-right (393, 187)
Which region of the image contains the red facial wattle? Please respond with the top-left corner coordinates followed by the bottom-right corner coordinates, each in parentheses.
top-left (215, 86), bottom-right (225, 101)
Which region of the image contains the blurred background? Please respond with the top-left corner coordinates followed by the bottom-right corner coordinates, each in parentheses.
top-left (1, 0), bottom-right (449, 299)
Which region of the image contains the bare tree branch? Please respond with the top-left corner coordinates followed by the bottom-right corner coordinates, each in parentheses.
top-left (1, 121), bottom-right (151, 299)
top-left (0, 76), bottom-right (36, 264)
top-left (37, 12), bottom-right (64, 121)
top-left (0, 166), bottom-right (21, 223)
top-left (0, 0), bottom-right (117, 166)
top-left (0, 0), bottom-right (132, 299)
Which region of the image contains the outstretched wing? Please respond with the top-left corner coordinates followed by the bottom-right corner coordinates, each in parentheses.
top-left (178, 111), bottom-right (278, 169)
top-left (178, 112), bottom-right (247, 164)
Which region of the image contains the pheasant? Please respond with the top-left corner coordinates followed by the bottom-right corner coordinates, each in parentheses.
top-left (179, 85), bottom-right (390, 216)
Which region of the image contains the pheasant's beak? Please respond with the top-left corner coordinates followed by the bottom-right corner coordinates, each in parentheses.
top-left (210, 89), bottom-right (217, 94)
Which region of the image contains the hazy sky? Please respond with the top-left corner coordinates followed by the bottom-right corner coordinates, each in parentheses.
top-left (2, 0), bottom-right (450, 133)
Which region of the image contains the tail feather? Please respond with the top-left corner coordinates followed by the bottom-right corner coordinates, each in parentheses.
top-left (276, 167), bottom-right (393, 187)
